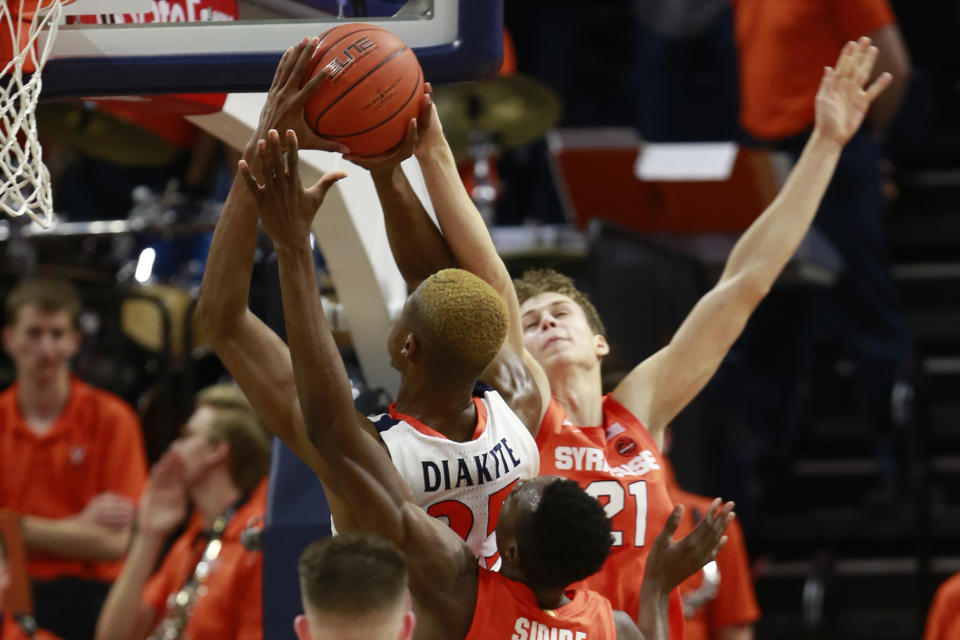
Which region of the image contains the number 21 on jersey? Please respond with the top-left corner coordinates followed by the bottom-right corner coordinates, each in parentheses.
top-left (584, 480), bottom-right (647, 547)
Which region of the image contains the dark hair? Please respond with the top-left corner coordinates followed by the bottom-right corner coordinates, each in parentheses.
top-left (299, 531), bottom-right (408, 616)
top-left (518, 479), bottom-right (612, 590)
top-left (5, 278), bottom-right (82, 327)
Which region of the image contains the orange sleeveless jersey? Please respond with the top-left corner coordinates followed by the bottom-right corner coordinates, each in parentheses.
top-left (465, 569), bottom-right (616, 640)
top-left (536, 396), bottom-right (685, 639)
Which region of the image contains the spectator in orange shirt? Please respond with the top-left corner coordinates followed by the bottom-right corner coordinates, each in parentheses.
top-left (722, 0), bottom-right (915, 524)
top-left (294, 532), bottom-right (416, 640)
top-left (0, 531), bottom-right (60, 640)
top-left (0, 279), bottom-right (148, 640)
top-left (95, 384), bottom-right (270, 640)
top-left (924, 573), bottom-right (960, 640)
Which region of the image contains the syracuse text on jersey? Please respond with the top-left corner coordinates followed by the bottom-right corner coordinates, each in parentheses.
top-left (512, 619), bottom-right (588, 640)
top-left (553, 445), bottom-right (661, 478)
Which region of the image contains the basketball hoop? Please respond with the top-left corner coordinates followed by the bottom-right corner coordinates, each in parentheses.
top-left (1, 0), bottom-right (66, 229)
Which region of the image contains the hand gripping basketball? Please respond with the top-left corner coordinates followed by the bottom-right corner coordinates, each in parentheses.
top-left (343, 82), bottom-right (434, 175)
top-left (240, 129), bottom-right (347, 247)
top-left (251, 37), bottom-right (351, 158)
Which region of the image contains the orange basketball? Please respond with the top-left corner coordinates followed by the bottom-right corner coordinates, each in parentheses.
top-left (303, 24), bottom-right (424, 157)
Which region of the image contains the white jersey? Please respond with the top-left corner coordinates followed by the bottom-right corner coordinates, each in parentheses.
top-left (373, 384), bottom-right (540, 570)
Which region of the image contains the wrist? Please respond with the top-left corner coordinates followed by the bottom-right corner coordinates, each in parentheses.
top-left (272, 235), bottom-right (313, 257)
top-left (808, 129), bottom-right (845, 155)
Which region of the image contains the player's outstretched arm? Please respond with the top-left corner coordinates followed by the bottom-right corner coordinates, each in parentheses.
top-left (198, 38), bottom-right (358, 529)
top-left (637, 501), bottom-right (735, 640)
top-left (242, 129), bottom-right (479, 638)
top-left (612, 37), bottom-right (893, 443)
top-left (344, 85), bottom-right (457, 291)
top-left (409, 105), bottom-right (552, 431)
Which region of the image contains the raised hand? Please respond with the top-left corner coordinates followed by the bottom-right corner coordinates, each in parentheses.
top-left (253, 37), bottom-right (351, 157)
top-left (239, 129), bottom-right (346, 248)
top-left (643, 499), bottom-right (735, 592)
top-left (814, 36), bottom-right (893, 145)
top-left (137, 451), bottom-right (189, 537)
top-left (343, 83), bottom-right (434, 176)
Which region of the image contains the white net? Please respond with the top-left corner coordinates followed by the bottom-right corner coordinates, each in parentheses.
top-left (1, 0), bottom-right (64, 229)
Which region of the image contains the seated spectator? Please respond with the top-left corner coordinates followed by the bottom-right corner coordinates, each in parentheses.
top-left (95, 384), bottom-right (270, 640)
top-left (924, 573), bottom-right (960, 640)
top-left (0, 532), bottom-right (60, 640)
top-left (0, 279), bottom-right (148, 640)
top-left (295, 532), bottom-right (415, 640)
top-left (664, 433), bottom-right (760, 640)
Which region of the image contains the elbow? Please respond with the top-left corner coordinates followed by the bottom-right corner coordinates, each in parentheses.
top-left (196, 288), bottom-right (236, 343)
top-left (731, 270), bottom-right (772, 307)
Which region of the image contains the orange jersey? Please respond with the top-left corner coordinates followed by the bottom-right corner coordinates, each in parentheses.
top-left (0, 616), bottom-right (61, 640)
top-left (142, 480), bottom-right (267, 640)
top-left (465, 569), bottom-right (616, 640)
top-left (0, 377), bottom-right (148, 582)
top-left (733, 0), bottom-right (896, 139)
top-left (924, 573), bottom-right (960, 640)
top-left (668, 485), bottom-right (760, 639)
top-left (536, 396), bottom-right (685, 638)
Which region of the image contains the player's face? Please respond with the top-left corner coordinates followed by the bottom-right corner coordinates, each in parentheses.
top-left (171, 406), bottom-right (227, 486)
top-left (495, 476), bottom-right (562, 561)
top-left (519, 293), bottom-right (608, 371)
top-left (2, 306), bottom-right (80, 382)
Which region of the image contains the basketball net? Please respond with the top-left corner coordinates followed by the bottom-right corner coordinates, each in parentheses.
top-left (0, 0), bottom-right (65, 229)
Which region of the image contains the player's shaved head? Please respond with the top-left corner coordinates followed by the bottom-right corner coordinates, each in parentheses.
top-left (404, 268), bottom-right (508, 376)
top-left (497, 476), bottom-right (612, 591)
top-left (296, 532), bottom-right (414, 640)
top-left (515, 269), bottom-right (605, 337)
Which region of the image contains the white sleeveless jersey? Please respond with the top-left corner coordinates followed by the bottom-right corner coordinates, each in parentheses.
top-left (372, 384), bottom-right (539, 570)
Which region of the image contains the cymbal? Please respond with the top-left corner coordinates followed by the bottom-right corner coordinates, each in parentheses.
top-left (36, 102), bottom-right (180, 167)
top-left (433, 74), bottom-right (562, 158)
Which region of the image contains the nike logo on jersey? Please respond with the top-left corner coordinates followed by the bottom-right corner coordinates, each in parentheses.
top-left (512, 618), bottom-right (588, 640)
top-left (553, 446), bottom-right (661, 477)
top-left (422, 437), bottom-right (523, 492)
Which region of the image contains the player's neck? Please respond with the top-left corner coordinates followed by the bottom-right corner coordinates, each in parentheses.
top-left (396, 376), bottom-right (477, 442)
top-left (548, 362), bottom-right (604, 427)
top-left (17, 368), bottom-right (71, 433)
top-left (190, 469), bottom-right (243, 529)
top-left (503, 567), bottom-right (570, 610)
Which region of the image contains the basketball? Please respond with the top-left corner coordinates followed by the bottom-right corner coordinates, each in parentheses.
top-left (303, 24), bottom-right (424, 157)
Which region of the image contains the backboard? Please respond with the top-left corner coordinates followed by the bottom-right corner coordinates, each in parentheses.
top-left (40, 0), bottom-right (503, 98)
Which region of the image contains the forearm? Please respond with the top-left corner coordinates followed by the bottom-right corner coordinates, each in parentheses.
top-left (22, 515), bottom-right (130, 561)
top-left (372, 165), bottom-right (454, 290)
top-left (197, 145), bottom-right (261, 337)
top-left (273, 241), bottom-right (355, 448)
top-left (414, 144), bottom-right (510, 292)
top-left (718, 624), bottom-right (754, 640)
top-left (636, 582), bottom-right (671, 640)
top-left (721, 132), bottom-right (843, 290)
top-left (95, 531), bottom-right (166, 640)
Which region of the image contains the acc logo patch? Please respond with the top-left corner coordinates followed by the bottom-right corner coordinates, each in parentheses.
top-left (615, 436), bottom-right (638, 457)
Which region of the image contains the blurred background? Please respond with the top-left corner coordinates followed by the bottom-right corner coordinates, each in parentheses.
top-left (1, 1), bottom-right (958, 638)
